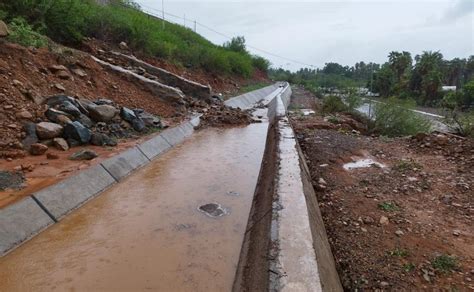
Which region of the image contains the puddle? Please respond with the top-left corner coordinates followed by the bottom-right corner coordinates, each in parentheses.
top-left (343, 158), bottom-right (385, 170)
top-left (198, 203), bottom-right (228, 218)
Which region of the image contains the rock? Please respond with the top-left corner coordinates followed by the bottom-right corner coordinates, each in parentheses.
top-left (453, 230), bottom-right (461, 236)
top-left (53, 83), bottom-right (66, 91)
top-left (45, 108), bottom-right (73, 123)
top-left (94, 98), bottom-right (114, 106)
top-left (71, 68), bottom-right (87, 77)
top-left (46, 95), bottom-right (77, 107)
top-left (58, 100), bottom-right (81, 118)
top-left (88, 104), bottom-right (118, 122)
top-left (46, 153), bottom-right (59, 160)
top-left (362, 216), bottom-right (375, 224)
top-left (90, 133), bottom-right (117, 147)
top-left (119, 41), bottom-right (128, 50)
top-left (49, 65), bottom-right (68, 73)
top-left (53, 138), bottom-right (69, 151)
top-left (139, 112), bottom-right (161, 127)
top-left (434, 134), bottom-right (449, 146)
top-left (36, 122), bottom-right (63, 139)
top-left (77, 114), bottom-right (94, 128)
top-left (0, 20), bottom-right (9, 37)
top-left (120, 107), bottom-right (137, 122)
top-left (21, 122), bottom-right (38, 151)
top-left (56, 70), bottom-right (72, 80)
top-left (12, 79), bottom-right (24, 87)
top-left (30, 143), bottom-right (48, 155)
top-left (380, 281), bottom-right (389, 287)
top-left (15, 110), bottom-right (33, 120)
top-left (379, 216), bottom-right (389, 225)
top-left (131, 118), bottom-right (146, 132)
top-left (3, 105), bottom-right (13, 110)
top-left (69, 149), bottom-right (98, 161)
top-left (64, 121), bottom-right (91, 144)
top-left (318, 178), bottom-right (327, 185)
top-left (395, 230), bottom-right (404, 236)
top-left (414, 132), bottom-right (429, 141)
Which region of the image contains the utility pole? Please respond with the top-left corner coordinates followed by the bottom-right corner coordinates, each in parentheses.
top-left (368, 63), bottom-right (374, 118)
top-left (162, 0), bottom-right (165, 29)
top-left (184, 14), bottom-right (186, 27)
top-left (194, 20), bottom-right (197, 32)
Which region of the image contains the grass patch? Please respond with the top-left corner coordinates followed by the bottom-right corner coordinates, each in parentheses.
top-left (388, 248), bottom-right (409, 257)
top-left (0, 1), bottom-right (267, 77)
top-left (370, 98), bottom-right (432, 137)
top-left (403, 263), bottom-right (416, 272)
top-left (378, 202), bottom-right (399, 212)
top-left (6, 17), bottom-right (48, 48)
top-left (431, 254), bottom-right (458, 273)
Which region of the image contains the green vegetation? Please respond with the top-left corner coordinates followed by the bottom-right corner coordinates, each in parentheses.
top-left (402, 263), bottom-right (416, 272)
top-left (0, 0), bottom-right (269, 77)
top-left (431, 254), bottom-right (458, 273)
top-left (370, 98), bottom-right (432, 137)
top-left (322, 95), bottom-right (348, 113)
top-left (378, 202), bottom-right (399, 212)
top-left (238, 82), bottom-right (270, 95)
top-left (388, 248), bottom-right (409, 257)
top-left (5, 17), bottom-right (48, 48)
top-left (394, 159), bottom-right (422, 172)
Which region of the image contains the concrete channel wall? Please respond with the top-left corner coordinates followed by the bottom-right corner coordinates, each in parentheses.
top-left (0, 84), bottom-right (286, 257)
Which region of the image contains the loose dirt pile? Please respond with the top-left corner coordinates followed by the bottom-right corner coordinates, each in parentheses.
top-left (290, 88), bottom-right (473, 291)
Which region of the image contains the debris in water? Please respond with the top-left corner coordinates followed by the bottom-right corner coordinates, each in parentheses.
top-left (226, 191), bottom-right (240, 196)
top-left (343, 158), bottom-right (385, 170)
top-left (198, 203), bottom-right (228, 218)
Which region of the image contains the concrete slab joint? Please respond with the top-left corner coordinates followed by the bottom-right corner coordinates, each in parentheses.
top-left (101, 147), bottom-right (150, 181)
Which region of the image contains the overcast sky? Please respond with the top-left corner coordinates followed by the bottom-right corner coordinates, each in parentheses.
top-left (136, 0), bottom-right (474, 71)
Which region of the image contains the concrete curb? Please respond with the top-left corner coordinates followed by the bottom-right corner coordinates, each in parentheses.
top-left (0, 83), bottom-right (284, 257)
top-left (225, 83), bottom-right (282, 110)
top-left (0, 197), bottom-right (55, 256)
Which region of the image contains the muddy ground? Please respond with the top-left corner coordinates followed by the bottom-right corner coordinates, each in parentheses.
top-left (289, 86), bottom-right (473, 291)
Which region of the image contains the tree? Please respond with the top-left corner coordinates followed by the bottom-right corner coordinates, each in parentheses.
top-left (223, 36), bottom-right (247, 54)
top-left (372, 64), bottom-right (394, 97)
top-left (411, 51), bottom-right (444, 104)
top-left (388, 51), bottom-right (412, 82)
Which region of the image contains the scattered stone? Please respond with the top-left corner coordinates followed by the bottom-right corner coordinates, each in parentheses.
top-left (46, 153), bottom-right (59, 160)
top-left (69, 149), bottom-right (98, 161)
top-left (0, 20), bottom-right (9, 37)
top-left (15, 110), bottom-right (33, 120)
top-left (56, 70), bottom-right (71, 80)
top-left (12, 79), bottom-right (23, 87)
top-left (139, 111), bottom-right (161, 127)
top-left (119, 41), bottom-right (128, 50)
top-left (36, 122), bottom-right (63, 139)
top-left (434, 134), bottom-right (449, 146)
top-left (53, 83), bottom-right (66, 91)
top-left (362, 216), bottom-right (375, 224)
top-left (49, 65), bottom-right (68, 73)
top-left (88, 104), bottom-right (118, 122)
top-left (120, 107), bottom-right (137, 122)
top-left (131, 118), bottom-right (146, 132)
top-left (53, 138), bottom-right (69, 151)
top-left (3, 105), bottom-right (13, 110)
top-left (380, 281), bottom-right (389, 287)
top-left (395, 230), bottom-right (404, 236)
top-left (94, 98), bottom-right (114, 106)
top-left (45, 108), bottom-right (72, 123)
top-left (72, 68), bottom-right (87, 77)
top-left (379, 216), bottom-right (389, 225)
top-left (64, 121), bottom-right (91, 144)
top-left (21, 122), bottom-right (38, 151)
top-left (318, 177), bottom-right (327, 185)
top-left (453, 230), bottom-right (461, 236)
top-left (58, 100), bottom-right (82, 118)
top-left (30, 143), bottom-right (48, 155)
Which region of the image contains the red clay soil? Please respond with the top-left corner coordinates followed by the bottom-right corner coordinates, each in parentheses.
top-left (290, 88), bottom-right (474, 291)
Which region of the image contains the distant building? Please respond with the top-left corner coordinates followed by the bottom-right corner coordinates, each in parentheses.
top-left (441, 86), bottom-right (457, 92)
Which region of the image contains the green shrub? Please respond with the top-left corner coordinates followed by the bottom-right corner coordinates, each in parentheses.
top-left (370, 98), bottom-right (431, 137)
top-left (378, 202), bottom-right (400, 212)
top-left (346, 94), bottom-right (363, 111)
top-left (252, 55), bottom-right (270, 72)
top-left (322, 95), bottom-right (348, 113)
top-left (431, 254), bottom-right (458, 273)
top-left (451, 110), bottom-right (474, 137)
top-left (6, 17), bottom-right (47, 48)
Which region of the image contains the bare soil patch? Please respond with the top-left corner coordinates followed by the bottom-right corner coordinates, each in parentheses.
top-left (290, 88), bottom-right (474, 291)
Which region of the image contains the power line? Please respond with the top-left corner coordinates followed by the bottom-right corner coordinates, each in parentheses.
top-left (136, 2), bottom-right (317, 68)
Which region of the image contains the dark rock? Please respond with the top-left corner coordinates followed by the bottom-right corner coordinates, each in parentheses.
top-left (132, 118), bottom-right (146, 132)
top-left (36, 122), bottom-right (63, 139)
top-left (139, 112), bottom-right (161, 128)
top-left (75, 99), bottom-right (90, 115)
top-left (30, 143), bottom-right (48, 155)
top-left (64, 121), bottom-right (91, 144)
top-left (198, 203), bottom-right (227, 218)
top-left (21, 122), bottom-right (38, 151)
top-left (69, 149), bottom-right (98, 161)
top-left (58, 100), bottom-right (81, 118)
top-left (120, 107), bottom-right (137, 122)
top-left (90, 133), bottom-right (117, 146)
top-left (76, 114), bottom-right (94, 128)
top-left (53, 138), bottom-right (69, 151)
top-left (67, 139), bottom-right (81, 148)
top-left (88, 104), bottom-right (118, 122)
top-left (45, 95), bottom-right (77, 108)
top-left (94, 98), bottom-right (114, 106)
top-left (45, 108), bottom-right (73, 123)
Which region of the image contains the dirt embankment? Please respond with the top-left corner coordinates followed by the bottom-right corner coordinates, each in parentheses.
top-left (0, 39), bottom-right (264, 209)
top-left (289, 87), bottom-right (473, 291)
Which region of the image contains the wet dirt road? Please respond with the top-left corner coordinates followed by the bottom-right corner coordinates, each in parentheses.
top-left (0, 123), bottom-right (269, 291)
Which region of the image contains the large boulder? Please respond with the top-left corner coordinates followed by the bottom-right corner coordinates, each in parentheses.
top-left (57, 100), bottom-right (81, 118)
top-left (36, 122), bottom-right (63, 139)
top-left (30, 143), bottom-right (48, 155)
top-left (45, 108), bottom-right (73, 124)
top-left (0, 21), bottom-right (9, 37)
top-left (120, 107), bottom-right (145, 132)
top-left (64, 121), bottom-right (91, 144)
top-left (88, 104), bottom-right (118, 122)
top-left (77, 114), bottom-right (94, 128)
top-left (90, 133), bottom-right (117, 146)
top-left (53, 138), bottom-right (69, 151)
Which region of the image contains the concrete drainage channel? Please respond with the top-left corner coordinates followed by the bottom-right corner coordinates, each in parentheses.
top-left (0, 83), bottom-right (341, 291)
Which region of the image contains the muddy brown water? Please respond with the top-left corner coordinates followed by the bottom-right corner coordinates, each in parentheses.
top-left (0, 123), bottom-right (269, 291)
